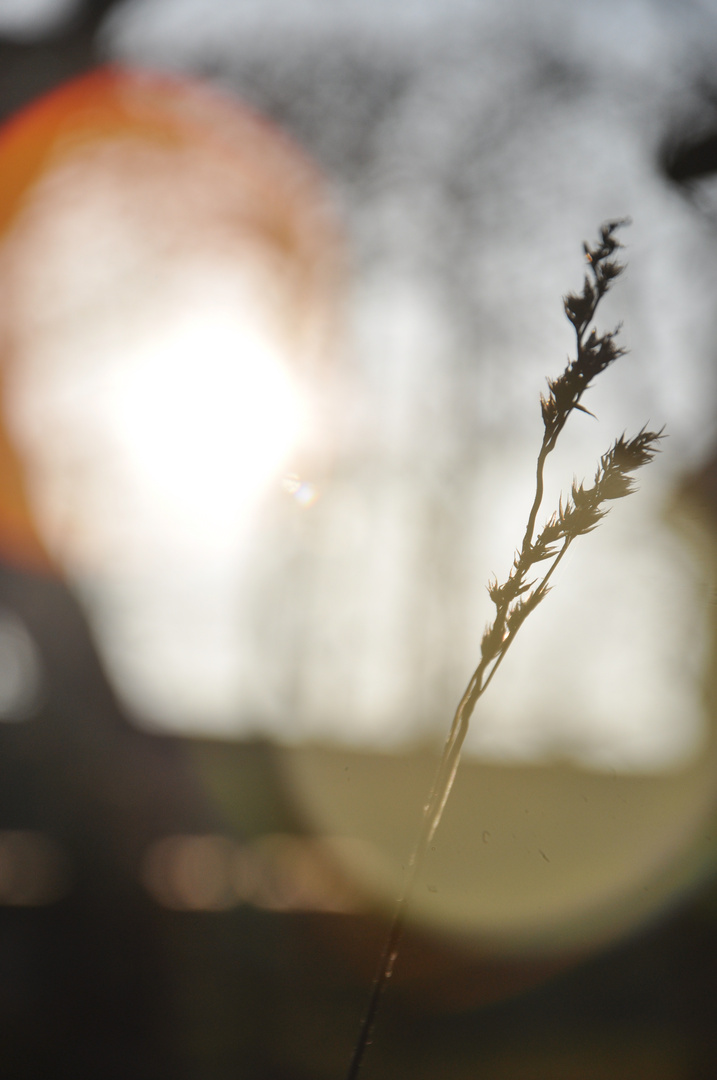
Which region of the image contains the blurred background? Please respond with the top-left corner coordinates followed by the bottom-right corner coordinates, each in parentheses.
top-left (3, 0), bottom-right (717, 1076)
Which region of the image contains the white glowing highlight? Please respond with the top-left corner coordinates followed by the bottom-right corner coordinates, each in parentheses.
top-left (0, 134), bottom-right (315, 732)
top-left (6, 287), bottom-right (308, 730)
top-left (111, 311), bottom-right (304, 536)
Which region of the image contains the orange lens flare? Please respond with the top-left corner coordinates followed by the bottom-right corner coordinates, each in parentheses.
top-left (0, 66), bottom-right (339, 574)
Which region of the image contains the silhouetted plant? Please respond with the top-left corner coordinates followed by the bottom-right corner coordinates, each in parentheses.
top-left (346, 220), bottom-right (663, 1079)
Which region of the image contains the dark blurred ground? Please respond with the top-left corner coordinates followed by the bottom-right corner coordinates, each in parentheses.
top-left (3, 551), bottom-right (717, 1079)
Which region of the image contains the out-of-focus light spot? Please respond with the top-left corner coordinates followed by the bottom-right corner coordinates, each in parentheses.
top-left (141, 834), bottom-right (237, 912)
top-left (141, 833), bottom-right (363, 914)
top-left (0, 608), bottom-right (43, 720)
top-left (4, 137), bottom-right (313, 575)
top-left (118, 317), bottom-right (303, 521)
top-left (30, 301), bottom-right (307, 561)
top-left (282, 472), bottom-right (319, 508)
top-left (0, 0), bottom-right (81, 40)
top-left (0, 831), bottom-right (69, 905)
top-left (0, 68), bottom-right (340, 733)
top-left (249, 834), bottom-right (359, 913)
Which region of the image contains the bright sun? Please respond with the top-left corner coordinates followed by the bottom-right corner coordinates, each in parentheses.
top-left (0, 68), bottom-right (338, 728)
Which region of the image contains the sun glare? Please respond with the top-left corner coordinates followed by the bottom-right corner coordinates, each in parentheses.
top-left (111, 309), bottom-right (305, 538)
top-left (0, 68), bottom-right (338, 730)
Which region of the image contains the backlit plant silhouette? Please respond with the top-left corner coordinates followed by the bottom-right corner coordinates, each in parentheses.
top-left (346, 220), bottom-right (663, 1079)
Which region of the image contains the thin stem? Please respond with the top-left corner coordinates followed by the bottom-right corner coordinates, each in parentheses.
top-left (345, 896), bottom-right (408, 1080)
top-left (345, 662), bottom-right (484, 1080)
top-left (345, 520), bottom-right (577, 1080)
top-left (345, 497), bottom-right (574, 1080)
top-left (521, 441), bottom-right (550, 557)
top-left (537, 535), bottom-right (572, 593)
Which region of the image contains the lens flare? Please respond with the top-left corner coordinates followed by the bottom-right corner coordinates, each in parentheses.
top-left (0, 68), bottom-right (339, 729)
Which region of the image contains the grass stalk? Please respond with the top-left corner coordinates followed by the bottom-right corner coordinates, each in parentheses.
top-left (346, 220), bottom-right (663, 1078)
